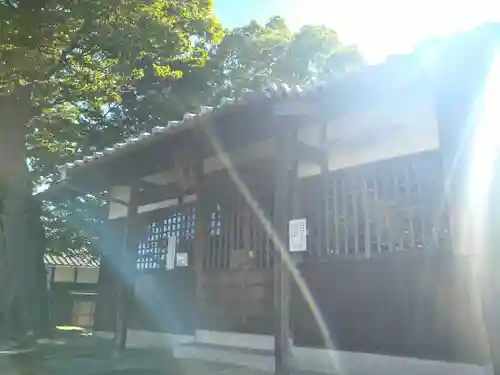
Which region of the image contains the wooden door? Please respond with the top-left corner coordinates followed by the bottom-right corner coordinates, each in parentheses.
top-left (72, 299), bottom-right (95, 328)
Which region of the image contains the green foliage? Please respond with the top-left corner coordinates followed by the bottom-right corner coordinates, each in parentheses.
top-left (1, 0), bottom-right (223, 254)
top-left (2, 3), bottom-right (362, 254)
top-left (204, 17), bottom-right (364, 101)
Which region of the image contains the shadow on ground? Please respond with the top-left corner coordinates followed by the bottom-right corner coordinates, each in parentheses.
top-left (1, 327), bottom-right (245, 375)
top-left (94, 371), bottom-right (164, 375)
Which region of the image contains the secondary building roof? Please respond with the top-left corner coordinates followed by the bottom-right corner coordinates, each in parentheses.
top-left (44, 252), bottom-right (100, 268)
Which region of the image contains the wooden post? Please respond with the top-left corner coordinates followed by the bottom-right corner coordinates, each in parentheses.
top-left (488, 152), bottom-right (500, 373)
top-left (273, 128), bottom-right (294, 375)
top-left (193, 146), bottom-right (207, 334)
top-left (114, 183), bottom-right (140, 352)
top-left (320, 122), bottom-right (330, 256)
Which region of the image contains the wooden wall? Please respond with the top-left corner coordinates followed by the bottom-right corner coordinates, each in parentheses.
top-left (94, 150), bottom-right (488, 365)
top-left (130, 269), bottom-right (195, 334)
top-left (96, 247), bottom-right (488, 365)
top-left (198, 269), bottom-right (273, 334)
top-left (50, 282), bottom-right (96, 326)
top-left (292, 252), bottom-right (488, 364)
top-left (94, 259), bottom-right (196, 334)
top-left (93, 257), bottom-right (118, 332)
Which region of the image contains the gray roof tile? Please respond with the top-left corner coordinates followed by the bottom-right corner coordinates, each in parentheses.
top-left (56, 84), bottom-right (308, 178)
top-left (44, 252), bottom-right (100, 268)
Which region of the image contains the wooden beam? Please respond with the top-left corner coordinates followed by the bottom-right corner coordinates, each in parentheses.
top-left (137, 179), bottom-right (165, 192)
top-left (272, 98), bottom-right (318, 117)
top-left (137, 183), bottom-right (182, 206)
top-left (193, 182), bottom-right (208, 329)
top-left (273, 128), bottom-right (294, 375)
top-left (114, 182), bottom-right (140, 352)
top-left (192, 140), bottom-right (207, 333)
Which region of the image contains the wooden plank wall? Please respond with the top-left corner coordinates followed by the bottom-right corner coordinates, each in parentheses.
top-left (93, 218), bottom-right (125, 332)
top-left (94, 150), bottom-right (488, 365)
top-left (198, 269), bottom-right (273, 334)
top-left (129, 268), bottom-right (196, 334)
top-left (292, 253), bottom-right (488, 364)
top-left (197, 162), bottom-right (275, 334)
top-left (94, 256), bottom-right (118, 332)
top-left (130, 203), bottom-right (197, 335)
top-left (94, 210), bottom-right (197, 335)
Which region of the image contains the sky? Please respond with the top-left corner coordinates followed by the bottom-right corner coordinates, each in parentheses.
top-left (214, 0), bottom-right (500, 62)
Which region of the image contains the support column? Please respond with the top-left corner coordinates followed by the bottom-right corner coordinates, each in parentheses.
top-left (273, 128), bottom-right (294, 375)
top-left (114, 183), bottom-right (140, 352)
top-left (193, 179), bottom-right (208, 332)
top-left (187, 134), bottom-right (207, 335)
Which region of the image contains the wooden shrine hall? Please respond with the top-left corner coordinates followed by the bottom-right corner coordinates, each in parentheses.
top-left (44, 24), bottom-right (500, 375)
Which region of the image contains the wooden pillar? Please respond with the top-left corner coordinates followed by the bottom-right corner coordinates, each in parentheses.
top-left (186, 133), bottom-right (207, 334)
top-left (320, 122), bottom-right (330, 255)
top-left (193, 177), bottom-right (208, 332)
top-left (273, 128), bottom-right (294, 375)
top-left (114, 183), bottom-right (140, 352)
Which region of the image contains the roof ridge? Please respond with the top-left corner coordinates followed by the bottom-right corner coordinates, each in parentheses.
top-left (56, 83), bottom-right (312, 179)
top-left (55, 49), bottom-right (425, 179)
top-left (44, 252), bottom-right (100, 268)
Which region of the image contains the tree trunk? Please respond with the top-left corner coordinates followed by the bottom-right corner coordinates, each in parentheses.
top-left (0, 97), bottom-right (40, 343)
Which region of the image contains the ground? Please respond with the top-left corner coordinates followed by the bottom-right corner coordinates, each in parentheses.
top-left (0, 327), bottom-right (271, 375)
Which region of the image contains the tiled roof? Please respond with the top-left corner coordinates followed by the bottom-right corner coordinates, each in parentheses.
top-left (56, 83), bottom-right (320, 179)
top-left (55, 51), bottom-right (430, 180)
top-left (54, 23), bottom-right (500, 181)
top-left (44, 252), bottom-right (100, 268)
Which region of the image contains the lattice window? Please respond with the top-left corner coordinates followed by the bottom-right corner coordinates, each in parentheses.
top-left (209, 205), bottom-right (222, 236)
top-left (137, 220), bottom-right (168, 270)
top-left (205, 203), bottom-right (227, 269)
top-left (204, 194), bottom-right (274, 270)
top-left (136, 204), bottom-right (196, 270)
top-left (302, 151), bottom-right (449, 259)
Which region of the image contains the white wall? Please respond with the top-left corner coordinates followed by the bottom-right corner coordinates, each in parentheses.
top-left (297, 94), bottom-right (439, 178)
top-left (76, 267), bottom-right (99, 283)
top-left (52, 266), bottom-right (99, 283)
top-left (53, 266), bottom-right (75, 282)
top-left (107, 138), bottom-right (275, 219)
top-left (203, 137), bottom-right (275, 174)
top-left (108, 185), bottom-right (131, 219)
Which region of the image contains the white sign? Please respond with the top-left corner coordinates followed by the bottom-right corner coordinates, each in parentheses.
top-left (289, 218), bottom-right (307, 252)
top-left (166, 236), bottom-right (177, 270)
top-left (176, 253), bottom-right (189, 267)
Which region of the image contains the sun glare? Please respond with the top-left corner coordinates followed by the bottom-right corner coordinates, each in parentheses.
top-left (469, 53), bottom-right (500, 201)
top-left (464, 51), bottom-right (500, 256)
top-left (284, 0), bottom-right (500, 63)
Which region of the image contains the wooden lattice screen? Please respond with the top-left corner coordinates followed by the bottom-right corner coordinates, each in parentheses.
top-left (203, 194), bottom-right (274, 270)
top-left (135, 152), bottom-right (445, 267)
top-left (302, 151), bottom-right (449, 260)
top-left (136, 203), bottom-right (196, 270)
